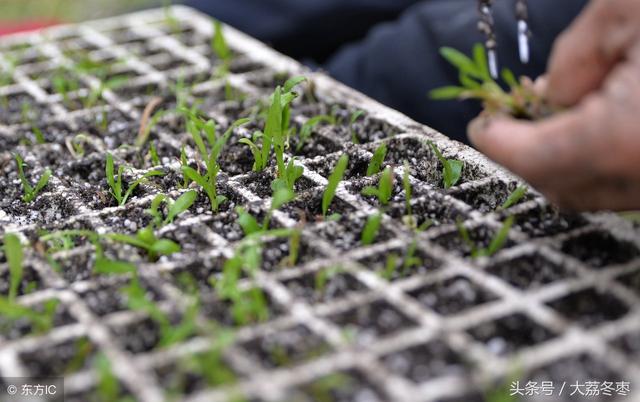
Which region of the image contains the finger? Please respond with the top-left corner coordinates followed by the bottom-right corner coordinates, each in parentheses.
top-left (545, 175), bottom-right (640, 211)
top-left (467, 105), bottom-right (599, 186)
top-left (546, 0), bottom-right (640, 107)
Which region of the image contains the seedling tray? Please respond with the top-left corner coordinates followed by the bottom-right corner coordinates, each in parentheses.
top-left (1, 6), bottom-right (640, 402)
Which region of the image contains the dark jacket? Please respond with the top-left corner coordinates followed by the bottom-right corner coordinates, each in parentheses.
top-left (186, 0), bottom-right (588, 143)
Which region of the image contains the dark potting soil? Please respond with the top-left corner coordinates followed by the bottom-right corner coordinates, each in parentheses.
top-left (432, 225), bottom-right (515, 259)
top-left (407, 276), bottom-right (499, 316)
top-left (281, 269), bottom-right (367, 304)
top-left (356, 246), bottom-right (442, 282)
top-left (545, 288), bottom-right (629, 328)
top-left (466, 313), bottom-right (558, 356)
top-left (240, 324), bottom-right (332, 369)
top-left (510, 204), bottom-right (588, 238)
top-left (485, 253), bottom-right (576, 290)
top-left (325, 299), bottom-right (418, 345)
top-left (560, 231), bottom-right (640, 268)
top-left (381, 339), bottom-right (467, 383)
top-left (20, 337), bottom-right (96, 377)
top-left (294, 370), bottom-right (390, 402)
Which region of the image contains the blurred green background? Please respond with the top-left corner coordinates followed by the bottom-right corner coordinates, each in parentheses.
top-left (0, 0), bottom-right (167, 23)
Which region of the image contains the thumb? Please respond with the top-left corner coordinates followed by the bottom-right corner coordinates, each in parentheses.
top-left (468, 110), bottom-right (591, 185)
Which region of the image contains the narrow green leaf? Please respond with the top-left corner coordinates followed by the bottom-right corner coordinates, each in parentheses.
top-left (485, 216), bottom-right (514, 257)
top-left (283, 76), bottom-right (307, 93)
top-left (429, 86), bottom-right (466, 100)
top-left (500, 185), bottom-right (528, 210)
top-left (367, 144), bottom-right (387, 176)
top-left (150, 239), bottom-right (181, 256)
top-left (165, 190), bottom-right (197, 224)
top-left (94, 258), bottom-right (136, 275)
top-left (361, 213), bottom-right (382, 246)
top-left (4, 233), bottom-right (23, 301)
top-left (323, 154), bottom-right (349, 217)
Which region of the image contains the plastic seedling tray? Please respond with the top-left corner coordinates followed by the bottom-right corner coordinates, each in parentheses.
top-left (1, 6), bottom-right (639, 402)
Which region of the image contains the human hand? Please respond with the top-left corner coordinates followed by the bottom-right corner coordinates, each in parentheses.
top-left (468, 0), bottom-right (640, 211)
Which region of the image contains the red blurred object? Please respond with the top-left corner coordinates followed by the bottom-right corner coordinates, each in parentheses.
top-left (0, 20), bottom-right (60, 36)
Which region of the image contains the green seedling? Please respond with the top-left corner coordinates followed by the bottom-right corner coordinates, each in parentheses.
top-left (212, 20), bottom-right (233, 76)
top-left (0, 297), bottom-right (59, 336)
top-left (66, 133), bottom-right (90, 158)
top-left (367, 144), bottom-right (387, 176)
top-left (322, 154), bottom-right (349, 218)
top-left (31, 125), bottom-right (46, 144)
top-left (146, 191), bottom-right (197, 228)
top-left (296, 114), bottom-right (335, 152)
top-left (65, 337), bottom-right (94, 374)
top-left (181, 116), bottom-right (250, 212)
top-left (51, 68), bottom-right (81, 106)
top-left (457, 216), bottom-right (514, 258)
top-left (500, 185), bottom-right (528, 210)
top-left (15, 154), bottom-right (52, 203)
top-left (93, 258), bottom-right (136, 276)
top-left (93, 353), bottom-right (136, 402)
top-left (105, 153), bottom-right (163, 206)
top-left (361, 212), bottom-right (382, 246)
top-left (428, 141), bottom-right (463, 189)
top-left (83, 76), bottom-right (128, 109)
top-left (349, 110), bottom-right (365, 144)
top-left (314, 266), bottom-right (343, 293)
top-left (236, 188), bottom-right (295, 234)
top-left (163, 0), bottom-right (181, 34)
top-left (177, 330), bottom-right (238, 389)
top-left (106, 226), bottom-right (181, 261)
top-left (148, 141), bottom-right (161, 166)
top-left (3, 233), bottom-right (23, 301)
top-left (123, 278), bottom-right (198, 348)
top-left (307, 373), bottom-right (353, 402)
top-left (271, 158), bottom-right (304, 194)
top-left (362, 167), bottom-right (394, 206)
top-left (430, 43), bottom-right (550, 119)
top-left (239, 76), bottom-right (306, 175)
top-left (381, 240), bottom-right (422, 280)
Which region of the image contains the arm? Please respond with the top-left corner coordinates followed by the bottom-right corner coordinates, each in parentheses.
top-left (470, 0), bottom-right (640, 211)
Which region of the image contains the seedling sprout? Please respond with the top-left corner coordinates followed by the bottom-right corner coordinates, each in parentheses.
top-left (362, 166), bottom-right (394, 206)
top-left (3, 233), bottom-right (23, 301)
top-left (428, 141), bottom-right (463, 189)
top-left (15, 154), bottom-right (52, 203)
top-left (456, 216), bottom-right (514, 258)
top-left (366, 144), bottom-right (387, 176)
top-left (105, 153), bottom-right (164, 206)
top-left (500, 185), bottom-right (528, 210)
top-left (322, 154), bottom-right (349, 218)
top-left (361, 211), bottom-right (382, 246)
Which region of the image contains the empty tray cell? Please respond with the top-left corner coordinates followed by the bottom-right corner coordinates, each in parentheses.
top-left (325, 299), bottom-right (418, 345)
top-left (111, 316), bottom-right (167, 354)
top-left (466, 313), bottom-right (558, 356)
top-left (528, 354), bottom-right (625, 401)
top-left (510, 204), bottom-right (588, 238)
top-left (485, 253), bottom-right (575, 290)
top-left (545, 288), bottom-right (629, 328)
top-left (432, 224), bottom-right (515, 258)
top-left (560, 231), bottom-right (640, 268)
top-left (380, 339), bottom-right (467, 383)
top-left (291, 130), bottom-right (345, 159)
top-left (241, 324), bottom-right (332, 369)
top-left (356, 244), bottom-right (442, 282)
top-left (281, 267), bottom-right (368, 304)
top-left (407, 275), bottom-right (499, 316)
top-left (293, 370), bottom-right (390, 402)
top-left (0, 298), bottom-right (74, 341)
top-left (449, 180), bottom-right (533, 213)
top-left (20, 336), bottom-right (97, 377)
top-left (2, 191), bottom-right (78, 227)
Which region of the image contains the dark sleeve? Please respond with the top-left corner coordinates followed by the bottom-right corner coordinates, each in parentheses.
top-left (184, 0), bottom-right (422, 62)
top-left (325, 0), bottom-right (588, 143)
